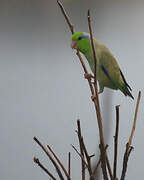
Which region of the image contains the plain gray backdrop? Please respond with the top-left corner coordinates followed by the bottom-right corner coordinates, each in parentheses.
top-left (0, 0), bottom-right (144, 179)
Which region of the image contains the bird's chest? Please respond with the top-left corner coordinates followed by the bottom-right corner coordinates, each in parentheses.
top-left (85, 53), bottom-right (111, 85)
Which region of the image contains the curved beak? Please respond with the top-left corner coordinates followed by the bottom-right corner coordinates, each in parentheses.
top-left (71, 40), bottom-right (78, 49)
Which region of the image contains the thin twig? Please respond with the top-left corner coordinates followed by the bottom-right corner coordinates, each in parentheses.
top-left (93, 144), bottom-right (108, 175)
top-left (93, 158), bottom-right (101, 175)
top-left (57, 1), bottom-right (93, 96)
top-left (68, 152), bottom-right (71, 177)
top-left (87, 9), bottom-right (104, 143)
top-left (71, 144), bottom-right (88, 168)
top-left (106, 155), bottom-right (113, 180)
top-left (77, 120), bottom-right (86, 180)
top-left (128, 91), bottom-right (141, 147)
top-left (113, 105), bottom-right (120, 180)
top-left (120, 143), bottom-right (133, 180)
top-left (120, 91), bottom-right (141, 180)
top-left (57, 0), bottom-right (74, 34)
top-left (33, 136), bottom-right (64, 180)
top-left (81, 136), bottom-right (94, 179)
top-left (99, 144), bottom-right (108, 180)
top-left (47, 145), bottom-right (71, 180)
top-left (76, 120), bottom-right (94, 179)
top-left (33, 157), bottom-right (56, 180)
top-left (87, 10), bottom-right (97, 89)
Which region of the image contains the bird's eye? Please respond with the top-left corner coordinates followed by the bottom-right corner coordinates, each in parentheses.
top-left (78, 36), bottom-right (82, 40)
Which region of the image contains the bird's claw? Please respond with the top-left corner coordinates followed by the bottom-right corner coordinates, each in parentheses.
top-left (91, 94), bottom-right (96, 101)
top-left (84, 73), bottom-right (94, 80)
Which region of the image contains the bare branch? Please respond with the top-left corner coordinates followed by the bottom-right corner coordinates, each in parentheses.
top-left (81, 136), bottom-right (94, 178)
top-left (105, 155), bottom-right (113, 180)
top-left (120, 91), bottom-right (141, 180)
top-left (88, 9), bottom-right (109, 180)
top-left (71, 144), bottom-right (88, 168)
top-left (57, 0), bottom-right (74, 34)
top-left (33, 136), bottom-right (64, 180)
top-left (120, 143), bottom-right (133, 180)
top-left (68, 152), bottom-right (71, 177)
top-left (33, 157), bottom-right (56, 180)
top-left (87, 10), bottom-right (97, 91)
top-left (113, 105), bottom-right (120, 180)
top-left (128, 91), bottom-right (141, 147)
top-left (93, 158), bottom-right (101, 175)
top-left (47, 145), bottom-right (71, 180)
top-left (77, 119), bottom-right (86, 180)
top-left (76, 120), bottom-right (95, 179)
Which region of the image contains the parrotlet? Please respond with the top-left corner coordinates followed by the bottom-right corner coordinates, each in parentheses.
top-left (71, 32), bottom-right (134, 99)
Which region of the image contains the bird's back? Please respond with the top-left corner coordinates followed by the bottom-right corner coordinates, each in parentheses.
top-left (93, 40), bottom-right (124, 89)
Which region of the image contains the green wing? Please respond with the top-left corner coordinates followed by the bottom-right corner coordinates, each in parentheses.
top-left (95, 41), bottom-right (134, 99)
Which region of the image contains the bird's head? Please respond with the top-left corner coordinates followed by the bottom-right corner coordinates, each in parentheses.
top-left (71, 32), bottom-right (91, 54)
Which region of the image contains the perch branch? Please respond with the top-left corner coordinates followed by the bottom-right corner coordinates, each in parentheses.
top-left (88, 9), bottom-right (110, 180)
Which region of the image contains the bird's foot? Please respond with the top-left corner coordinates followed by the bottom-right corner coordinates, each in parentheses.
top-left (84, 73), bottom-right (94, 80)
top-left (91, 90), bottom-right (102, 101)
top-left (91, 94), bottom-right (97, 101)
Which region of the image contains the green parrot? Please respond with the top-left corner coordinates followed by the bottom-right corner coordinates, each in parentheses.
top-left (71, 32), bottom-right (134, 99)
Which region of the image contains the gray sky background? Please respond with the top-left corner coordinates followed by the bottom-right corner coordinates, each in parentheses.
top-left (0, 0), bottom-right (144, 179)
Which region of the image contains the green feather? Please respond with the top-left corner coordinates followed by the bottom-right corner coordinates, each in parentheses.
top-left (71, 32), bottom-right (134, 99)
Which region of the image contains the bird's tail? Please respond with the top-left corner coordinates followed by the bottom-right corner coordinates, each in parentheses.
top-left (121, 84), bottom-right (134, 99)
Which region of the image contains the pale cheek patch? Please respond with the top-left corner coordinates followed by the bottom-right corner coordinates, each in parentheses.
top-left (71, 40), bottom-right (78, 49)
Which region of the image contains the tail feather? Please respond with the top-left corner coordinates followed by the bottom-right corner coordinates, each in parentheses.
top-left (122, 85), bottom-right (134, 99)
top-left (120, 70), bottom-right (132, 91)
top-left (119, 69), bottom-right (134, 99)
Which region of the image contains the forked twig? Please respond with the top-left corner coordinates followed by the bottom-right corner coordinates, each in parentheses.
top-left (93, 158), bottom-right (101, 175)
top-left (47, 145), bottom-right (71, 180)
top-left (71, 144), bottom-right (88, 168)
top-left (120, 143), bottom-right (133, 180)
top-left (33, 136), bottom-right (64, 180)
top-left (76, 120), bottom-right (95, 179)
top-left (81, 136), bottom-right (94, 179)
